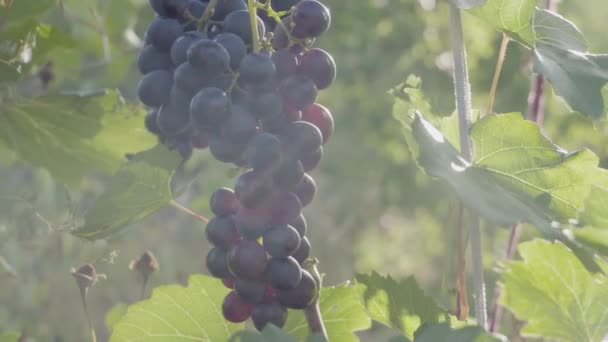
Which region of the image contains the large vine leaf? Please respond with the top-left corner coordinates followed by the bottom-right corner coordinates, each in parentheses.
top-left (413, 323), bottom-right (502, 342)
top-left (110, 275), bottom-right (243, 342)
top-left (73, 144), bottom-right (181, 240)
top-left (500, 240), bottom-right (608, 341)
top-left (355, 272), bottom-right (447, 339)
top-left (467, 0), bottom-right (536, 46)
top-left (283, 283), bottom-right (371, 342)
top-left (573, 176), bottom-right (608, 256)
top-left (0, 90), bottom-right (156, 186)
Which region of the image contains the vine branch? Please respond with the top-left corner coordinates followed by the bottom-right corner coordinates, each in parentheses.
top-left (449, 3), bottom-right (487, 329)
top-left (486, 34), bottom-right (510, 115)
top-left (247, 0), bottom-right (261, 53)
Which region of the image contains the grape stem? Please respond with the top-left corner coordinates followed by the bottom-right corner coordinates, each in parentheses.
top-left (448, 3), bottom-right (488, 329)
top-left (305, 301), bottom-right (328, 340)
top-left (247, 0), bottom-right (261, 53)
top-left (198, 0), bottom-right (219, 31)
top-left (169, 200), bottom-right (210, 223)
top-left (485, 34), bottom-right (510, 115)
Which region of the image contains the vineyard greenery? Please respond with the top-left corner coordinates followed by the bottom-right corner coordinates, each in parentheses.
top-left (1, 0), bottom-right (608, 341)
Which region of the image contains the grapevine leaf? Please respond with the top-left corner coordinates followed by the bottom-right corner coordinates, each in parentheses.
top-left (283, 283), bottom-right (371, 342)
top-left (533, 9), bottom-right (586, 51)
top-left (355, 272), bottom-right (446, 339)
top-left (413, 322), bottom-right (502, 342)
top-left (73, 145), bottom-right (181, 240)
top-left (500, 240), bottom-right (608, 341)
top-left (574, 178), bottom-right (608, 256)
top-left (229, 325), bottom-right (298, 342)
top-left (0, 332), bottom-right (20, 342)
top-left (468, 0), bottom-right (536, 46)
top-left (0, 90), bottom-right (156, 186)
top-left (110, 275), bottom-right (243, 342)
top-left (449, 0), bottom-right (487, 10)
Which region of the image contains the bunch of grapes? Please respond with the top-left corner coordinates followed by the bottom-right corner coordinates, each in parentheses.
top-left (137, 0), bottom-right (335, 331)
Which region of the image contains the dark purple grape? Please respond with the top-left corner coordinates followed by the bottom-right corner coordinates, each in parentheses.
top-left (173, 62), bottom-right (210, 94)
top-left (138, 69), bottom-right (173, 107)
top-left (235, 169), bottom-right (274, 209)
top-left (190, 87), bottom-right (231, 128)
top-left (170, 85), bottom-right (194, 115)
top-left (156, 104), bottom-right (191, 137)
top-left (266, 256), bottom-right (302, 290)
top-left (215, 32), bottom-right (247, 70)
top-left (273, 159), bottom-right (305, 192)
top-left (301, 103), bottom-right (333, 144)
top-left (145, 17), bottom-right (184, 51)
top-left (272, 48), bottom-right (299, 79)
top-left (209, 135), bottom-right (247, 163)
top-left (145, 108), bottom-right (162, 136)
top-left (223, 10), bottom-right (265, 45)
top-left (187, 39), bottom-right (230, 72)
top-left (137, 45), bottom-right (173, 74)
top-left (181, 0), bottom-right (206, 31)
top-left (277, 269), bottom-right (317, 309)
top-left (227, 240), bottom-right (268, 280)
top-left (279, 75), bottom-right (317, 111)
top-left (239, 53), bottom-right (276, 86)
top-left (292, 236), bottom-right (310, 264)
top-left (222, 277), bottom-right (235, 289)
top-left (290, 214), bottom-right (307, 237)
top-left (191, 130), bottom-right (209, 149)
top-left (210, 187), bottom-right (239, 217)
top-left (222, 291), bottom-right (252, 323)
top-left (170, 31), bottom-right (206, 65)
top-left (212, 0), bottom-right (247, 20)
top-left (263, 224), bottom-right (301, 258)
top-left (220, 105), bottom-right (257, 144)
top-left (300, 146), bottom-right (323, 171)
top-left (235, 278), bottom-right (266, 304)
top-left (294, 173), bottom-right (316, 207)
top-left (245, 133), bottom-right (282, 171)
top-left (148, 0), bottom-right (189, 17)
top-left (298, 48), bottom-right (335, 90)
top-left (249, 91), bottom-right (283, 119)
top-left (206, 216), bottom-right (241, 248)
top-left (251, 301), bottom-right (288, 331)
top-left (291, 0), bottom-right (330, 38)
top-left (270, 192), bottom-right (302, 225)
top-left (235, 205), bottom-right (272, 239)
top-left (281, 121), bottom-right (323, 159)
top-left (206, 247), bottom-right (232, 278)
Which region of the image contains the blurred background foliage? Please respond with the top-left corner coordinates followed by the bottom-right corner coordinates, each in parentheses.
top-left (1, 0), bottom-right (608, 341)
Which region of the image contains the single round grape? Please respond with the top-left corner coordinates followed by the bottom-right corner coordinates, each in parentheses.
top-left (291, 0), bottom-right (331, 39)
top-left (270, 192), bottom-right (302, 225)
top-left (156, 104), bottom-right (191, 137)
top-left (263, 224), bottom-right (301, 258)
top-left (290, 214), bottom-right (307, 237)
top-left (235, 169), bottom-right (274, 209)
top-left (210, 187), bottom-right (239, 217)
top-left (190, 87), bottom-right (231, 128)
top-left (266, 256), bottom-right (302, 290)
top-left (272, 48), bottom-right (299, 79)
top-left (145, 17), bottom-right (184, 51)
top-left (138, 69), bottom-right (173, 107)
top-left (279, 75), bottom-right (318, 111)
top-left (220, 105), bottom-right (257, 144)
top-left (273, 159), bottom-right (305, 192)
top-left (191, 130), bottom-right (209, 149)
top-left (292, 236), bottom-right (310, 264)
top-left (245, 92), bottom-right (280, 121)
top-left (206, 247), bottom-right (232, 278)
top-left (245, 133), bottom-right (282, 171)
top-left (239, 53), bottom-right (276, 86)
top-left (251, 301), bottom-right (288, 331)
top-left (277, 269), bottom-right (317, 309)
top-left (281, 121), bottom-right (323, 159)
top-left (137, 45), bottom-right (173, 74)
top-left (173, 62), bottom-right (209, 94)
top-left (235, 205), bottom-right (272, 239)
top-left (300, 146), bottom-right (323, 172)
top-left (294, 173), bottom-right (316, 207)
top-left (145, 108), bottom-right (162, 136)
top-left (222, 291), bottom-right (252, 323)
top-left (208, 135), bottom-right (247, 163)
top-left (235, 278), bottom-right (266, 304)
top-left (170, 31), bottom-right (206, 65)
top-left (214, 32), bottom-right (247, 70)
top-left (227, 240), bottom-right (268, 280)
top-left (223, 10), bottom-right (265, 45)
top-left (187, 39), bottom-right (230, 72)
top-left (212, 0), bottom-right (247, 20)
top-left (301, 103), bottom-right (334, 144)
top-left (206, 216), bottom-right (240, 248)
top-left (298, 48), bottom-right (336, 90)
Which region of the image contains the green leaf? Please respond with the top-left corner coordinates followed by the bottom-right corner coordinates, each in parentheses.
top-left (413, 323), bottom-right (502, 342)
top-left (105, 303), bottom-right (128, 333)
top-left (110, 274), bottom-right (243, 342)
top-left (500, 240), bottom-right (608, 341)
top-left (1, 0), bottom-right (54, 26)
top-left (0, 90), bottom-right (156, 186)
top-left (73, 145), bottom-right (181, 240)
top-left (468, 0), bottom-right (536, 46)
top-left (283, 283), bottom-right (371, 342)
top-left (532, 43), bottom-right (608, 119)
top-left (230, 325), bottom-right (298, 342)
top-left (355, 272), bottom-right (446, 339)
top-left (450, 0), bottom-right (487, 10)
top-left (0, 332), bottom-right (20, 342)
top-left (533, 9), bottom-right (586, 51)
